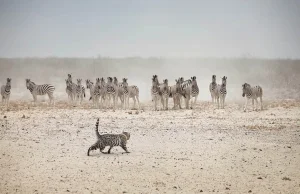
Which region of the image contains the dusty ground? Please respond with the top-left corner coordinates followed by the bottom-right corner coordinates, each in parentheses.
top-left (0, 100), bottom-right (300, 194)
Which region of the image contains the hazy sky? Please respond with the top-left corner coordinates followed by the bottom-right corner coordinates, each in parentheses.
top-left (0, 0), bottom-right (300, 58)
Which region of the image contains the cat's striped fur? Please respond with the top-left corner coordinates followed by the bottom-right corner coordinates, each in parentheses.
top-left (87, 118), bottom-right (130, 156)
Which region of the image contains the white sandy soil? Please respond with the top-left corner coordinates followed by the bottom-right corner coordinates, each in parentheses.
top-left (0, 100), bottom-right (300, 194)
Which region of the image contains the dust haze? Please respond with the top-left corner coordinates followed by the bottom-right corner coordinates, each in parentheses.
top-left (0, 57), bottom-right (299, 102)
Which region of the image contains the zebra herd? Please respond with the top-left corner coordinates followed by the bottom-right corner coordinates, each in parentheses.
top-left (151, 75), bottom-right (199, 110)
top-left (0, 74), bottom-right (263, 112)
top-left (65, 74), bottom-right (140, 110)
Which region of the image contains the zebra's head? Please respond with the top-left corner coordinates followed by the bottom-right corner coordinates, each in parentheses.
top-left (242, 83), bottom-right (250, 97)
top-left (175, 79), bottom-right (182, 92)
top-left (163, 79), bottom-right (168, 85)
top-left (95, 78), bottom-right (100, 86)
top-left (6, 78), bottom-right (11, 88)
top-left (221, 76), bottom-right (227, 86)
top-left (67, 74), bottom-right (72, 82)
top-left (212, 75), bottom-right (216, 83)
top-left (107, 77), bottom-right (113, 83)
top-left (152, 75), bottom-right (159, 84)
top-left (77, 79), bottom-right (82, 86)
top-left (86, 79), bottom-right (91, 88)
top-left (191, 76), bottom-right (197, 85)
top-left (179, 77), bottom-right (184, 83)
top-left (25, 79), bottom-right (31, 89)
top-left (152, 76), bottom-right (158, 87)
top-left (113, 77), bottom-right (119, 85)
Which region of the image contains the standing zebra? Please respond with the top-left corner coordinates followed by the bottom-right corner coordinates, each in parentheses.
top-left (169, 79), bottom-right (184, 109)
top-left (160, 79), bottom-right (170, 110)
top-left (216, 76), bottom-right (227, 109)
top-left (151, 75), bottom-right (161, 111)
top-left (1, 78), bottom-right (12, 108)
top-left (65, 79), bottom-right (73, 103)
top-left (113, 77), bottom-right (124, 108)
top-left (66, 74), bottom-right (77, 103)
top-left (242, 83), bottom-right (263, 112)
top-left (86, 79), bottom-right (98, 107)
top-left (105, 77), bottom-right (117, 110)
top-left (76, 79), bottom-right (85, 105)
top-left (98, 77), bottom-right (107, 108)
top-left (121, 78), bottom-right (140, 110)
top-left (209, 75), bottom-right (218, 103)
top-left (181, 76), bottom-right (199, 109)
top-left (25, 79), bottom-right (55, 106)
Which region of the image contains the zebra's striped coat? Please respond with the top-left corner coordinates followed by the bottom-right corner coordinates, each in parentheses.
top-left (209, 75), bottom-right (218, 103)
top-left (1, 78), bottom-right (12, 107)
top-left (242, 83), bottom-right (263, 112)
top-left (216, 76), bottom-right (227, 109)
top-left (26, 79), bottom-right (55, 105)
top-left (122, 78), bottom-right (140, 110)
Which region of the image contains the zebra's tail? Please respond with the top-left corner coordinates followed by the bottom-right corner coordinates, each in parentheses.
top-left (89, 97), bottom-right (92, 101)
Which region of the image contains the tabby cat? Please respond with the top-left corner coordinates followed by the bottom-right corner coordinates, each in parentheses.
top-left (87, 118), bottom-right (130, 156)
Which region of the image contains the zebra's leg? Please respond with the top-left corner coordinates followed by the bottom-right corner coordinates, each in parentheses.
top-left (166, 96), bottom-right (169, 110)
top-left (132, 97), bottom-right (136, 110)
top-left (113, 96), bottom-right (116, 110)
top-left (244, 98), bottom-right (248, 112)
top-left (217, 97), bottom-right (220, 109)
top-left (33, 94), bottom-right (37, 106)
top-left (252, 98), bottom-right (255, 111)
top-left (136, 96), bottom-right (140, 110)
top-left (193, 95), bottom-right (198, 109)
top-left (160, 97), bottom-right (164, 110)
top-left (172, 96), bottom-right (176, 109)
top-left (260, 96), bottom-right (263, 110)
top-left (255, 98), bottom-right (259, 111)
top-left (185, 96), bottom-right (189, 109)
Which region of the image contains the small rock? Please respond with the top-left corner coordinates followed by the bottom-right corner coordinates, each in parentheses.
top-left (226, 187), bottom-right (230, 190)
top-left (4, 116), bottom-right (7, 118)
top-left (287, 146), bottom-right (291, 148)
top-left (257, 177), bottom-right (263, 179)
top-left (22, 115), bottom-right (25, 118)
top-left (200, 190), bottom-right (203, 192)
top-left (248, 190), bottom-right (252, 193)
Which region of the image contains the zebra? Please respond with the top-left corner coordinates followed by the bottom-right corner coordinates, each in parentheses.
top-left (86, 79), bottom-right (98, 108)
top-left (25, 79), bottom-right (55, 106)
top-left (1, 78), bottom-right (12, 108)
top-left (209, 75), bottom-right (218, 103)
top-left (66, 74), bottom-right (77, 103)
top-left (121, 78), bottom-right (140, 110)
top-left (169, 79), bottom-right (184, 109)
top-left (242, 83), bottom-right (263, 112)
top-left (75, 79), bottom-right (85, 105)
top-left (105, 77), bottom-right (117, 110)
top-left (181, 76), bottom-right (198, 109)
top-left (98, 77), bottom-right (107, 108)
top-left (178, 77), bottom-right (191, 107)
top-left (216, 76), bottom-right (227, 109)
top-left (151, 75), bottom-right (161, 111)
top-left (113, 77), bottom-right (124, 108)
top-left (65, 79), bottom-right (73, 103)
top-left (152, 75), bottom-right (170, 110)
top-left (160, 79), bottom-right (170, 110)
